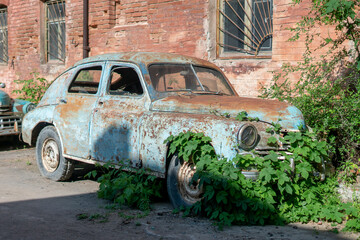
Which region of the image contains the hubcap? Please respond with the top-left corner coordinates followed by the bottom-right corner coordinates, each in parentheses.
top-left (41, 138), bottom-right (60, 173)
top-left (177, 161), bottom-right (203, 204)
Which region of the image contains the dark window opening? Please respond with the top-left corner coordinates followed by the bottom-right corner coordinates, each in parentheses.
top-left (108, 67), bottom-right (143, 96)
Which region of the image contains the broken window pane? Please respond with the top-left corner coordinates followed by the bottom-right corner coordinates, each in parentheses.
top-left (108, 67), bottom-right (143, 96)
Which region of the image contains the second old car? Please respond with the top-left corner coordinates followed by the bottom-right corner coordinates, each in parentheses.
top-left (21, 52), bottom-right (306, 207)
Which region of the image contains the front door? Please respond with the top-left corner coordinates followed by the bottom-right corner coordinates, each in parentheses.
top-left (53, 63), bottom-right (104, 159)
top-left (90, 63), bottom-right (148, 167)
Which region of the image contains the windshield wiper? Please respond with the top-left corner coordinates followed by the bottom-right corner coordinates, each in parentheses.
top-left (173, 89), bottom-right (193, 93)
top-left (192, 90), bottom-right (230, 96)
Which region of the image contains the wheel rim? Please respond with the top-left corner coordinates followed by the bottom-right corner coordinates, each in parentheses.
top-left (41, 138), bottom-right (60, 173)
top-left (177, 161), bottom-right (203, 204)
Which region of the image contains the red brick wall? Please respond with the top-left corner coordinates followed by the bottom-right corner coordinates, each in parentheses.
top-left (0, 0), bottom-right (337, 98)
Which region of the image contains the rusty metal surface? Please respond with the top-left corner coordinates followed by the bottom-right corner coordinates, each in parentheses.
top-left (151, 95), bottom-right (305, 131)
top-left (21, 105), bottom-right (56, 144)
top-left (22, 52), bottom-right (306, 178)
top-left (0, 113), bottom-right (22, 136)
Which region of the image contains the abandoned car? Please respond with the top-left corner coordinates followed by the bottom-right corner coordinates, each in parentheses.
top-left (21, 52), bottom-right (305, 207)
top-left (0, 83), bottom-right (35, 137)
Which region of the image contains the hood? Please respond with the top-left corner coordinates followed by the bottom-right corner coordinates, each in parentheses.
top-left (150, 95), bottom-right (305, 130)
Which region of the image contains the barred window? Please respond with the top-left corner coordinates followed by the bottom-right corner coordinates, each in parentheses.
top-left (0, 7), bottom-right (8, 63)
top-left (217, 0), bottom-right (273, 58)
top-left (46, 0), bottom-right (65, 62)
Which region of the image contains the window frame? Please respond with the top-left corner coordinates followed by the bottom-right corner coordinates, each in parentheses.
top-left (216, 0), bottom-right (273, 59)
top-left (67, 65), bottom-right (104, 95)
top-left (45, 0), bottom-right (66, 63)
top-left (0, 6), bottom-right (8, 64)
top-left (106, 65), bottom-right (145, 97)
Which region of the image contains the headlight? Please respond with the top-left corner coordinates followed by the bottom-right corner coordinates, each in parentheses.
top-left (21, 103), bottom-right (36, 114)
top-left (26, 103), bottom-right (36, 113)
top-left (237, 123), bottom-right (258, 150)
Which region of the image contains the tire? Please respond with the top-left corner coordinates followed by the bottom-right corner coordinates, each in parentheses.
top-left (36, 126), bottom-right (74, 181)
top-left (167, 154), bottom-right (203, 208)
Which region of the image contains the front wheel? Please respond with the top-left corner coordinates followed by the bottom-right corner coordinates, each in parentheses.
top-left (36, 126), bottom-right (74, 181)
top-left (166, 154), bottom-right (203, 208)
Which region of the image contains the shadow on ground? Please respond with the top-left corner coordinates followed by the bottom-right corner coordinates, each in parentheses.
top-left (0, 193), bottom-right (357, 240)
top-left (0, 136), bottom-right (29, 151)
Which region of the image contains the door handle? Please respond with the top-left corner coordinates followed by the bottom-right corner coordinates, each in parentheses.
top-left (60, 99), bottom-right (67, 104)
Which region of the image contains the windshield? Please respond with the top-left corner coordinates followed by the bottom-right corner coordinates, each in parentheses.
top-left (148, 64), bottom-right (235, 96)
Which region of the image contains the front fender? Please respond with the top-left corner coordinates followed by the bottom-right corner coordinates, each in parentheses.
top-left (22, 105), bottom-right (56, 145)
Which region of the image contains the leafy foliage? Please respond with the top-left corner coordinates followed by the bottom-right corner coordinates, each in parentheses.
top-left (167, 131), bottom-right (360, 231)
top-left (12, 72), bottom-right (51, 104)
top-left (86, 163), bottom-right (162, 211)
top-left (260, 0), bottom-right (360, 169)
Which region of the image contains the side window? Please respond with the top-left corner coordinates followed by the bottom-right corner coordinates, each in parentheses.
top-left (108, 67), bottom-right (143, 96)
top-left (68, 66), bottom-right (102, 94)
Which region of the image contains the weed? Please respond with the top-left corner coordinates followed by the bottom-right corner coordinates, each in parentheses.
top-left (76, 213), bottom-right (89, 220)
top-left (86, 163), bottom-right (163, 211)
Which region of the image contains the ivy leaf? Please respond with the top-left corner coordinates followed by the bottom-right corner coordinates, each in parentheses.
top-left (216, 191), bottom-right (228, 204)
top-left (267, 136), bottom-right (278, 146)
top-left (285, 184), bottom-right (293, 195)
top-left (259, 167), bottom-right (276, 183)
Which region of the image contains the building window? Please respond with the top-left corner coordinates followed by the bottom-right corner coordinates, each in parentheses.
top-left (217, 0), bottom-right (273, 58)
top-left (0, 7), bottom-right (8, 63)
top-left (46, 0), bottom-right (65, 62)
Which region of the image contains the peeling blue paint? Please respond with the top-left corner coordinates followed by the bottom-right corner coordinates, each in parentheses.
top-left (22, 52), bottom-right (307, 178)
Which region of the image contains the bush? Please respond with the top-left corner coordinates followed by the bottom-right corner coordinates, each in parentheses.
top-left (167, 131), bottom-right (360, 230)
top-left (86, 163), bottom-right (163, 211)
top-left (260, 0), bottom-right (360, 170)
top-left (12, 72), bottom-right (51, 104)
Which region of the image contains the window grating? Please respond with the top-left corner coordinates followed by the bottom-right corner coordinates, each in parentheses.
top-left (0, 8), bottom-right (8, 63)
top-left (46, 0), bottom-right (65, 62)
top-left (217, 0), bottom-right (273, 58)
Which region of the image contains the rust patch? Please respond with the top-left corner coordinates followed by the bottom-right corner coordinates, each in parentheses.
top-left (158, 95), bottom-right (288, 115)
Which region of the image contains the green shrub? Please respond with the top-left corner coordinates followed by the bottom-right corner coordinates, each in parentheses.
top-left (261, 0), bottom-right (360, 169)
top-left (86, 163), bottom-right (163, 211)
top-left (167, 131), bottom-right (360, 230)
top-left (12, 72), bottom-right (51, 104)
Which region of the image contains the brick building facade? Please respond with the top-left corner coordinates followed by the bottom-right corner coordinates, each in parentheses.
top-left (0, 0), bottom-right (323, 97)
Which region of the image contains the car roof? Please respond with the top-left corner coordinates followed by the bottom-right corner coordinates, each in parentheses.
top-left (73, 52), bottom-right (217, 69)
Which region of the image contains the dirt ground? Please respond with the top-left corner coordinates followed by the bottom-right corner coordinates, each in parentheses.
top-left (0, 139), bottom-right (359, 240)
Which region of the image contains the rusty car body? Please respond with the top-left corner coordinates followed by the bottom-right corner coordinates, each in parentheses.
top-left (21, 52), bottom-right (305, 207)
top-left (0, 83), bottom-right (35, 137)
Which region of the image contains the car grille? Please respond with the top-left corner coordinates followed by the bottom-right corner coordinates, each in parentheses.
top-left (0, 106), bottom-right (10, 112)
top-left (255, 130), bottom-right (292, 156)
top-left (0, 115), bottom-right (22, 136)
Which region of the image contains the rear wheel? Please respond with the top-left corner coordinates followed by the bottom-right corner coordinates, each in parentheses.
top-left (167, 154), bottom-right (203, 208)
top-left (36, 126), bottom-right (74, 181)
